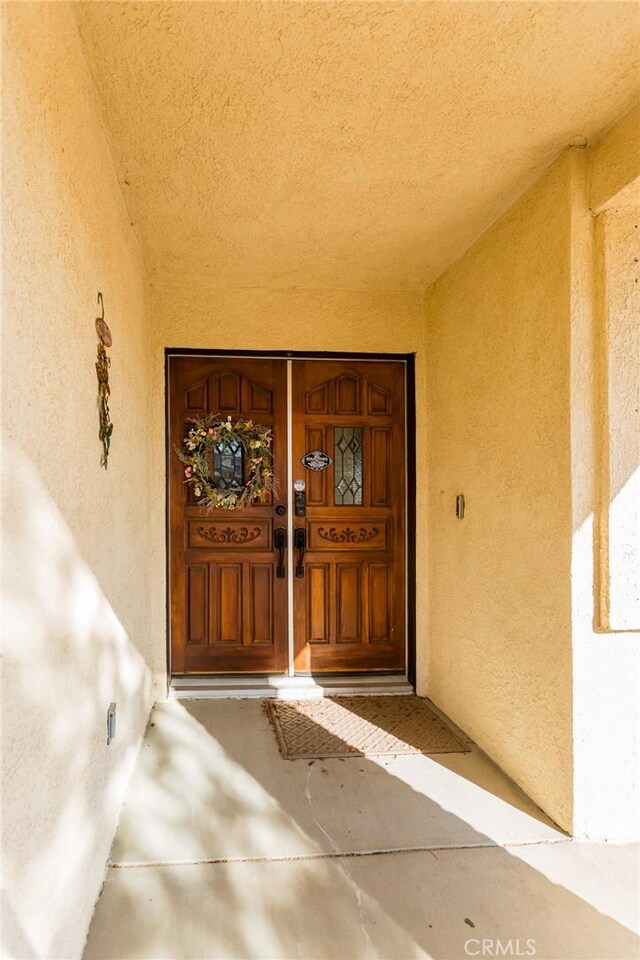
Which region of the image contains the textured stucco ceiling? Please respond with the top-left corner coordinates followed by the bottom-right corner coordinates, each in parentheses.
top-left (76, 1), bottom-right (640, 290)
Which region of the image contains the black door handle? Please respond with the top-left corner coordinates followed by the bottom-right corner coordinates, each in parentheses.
top-left (294, 527), bottom-right (306, 578)
top-left (274, 527), bottom-right (287, 579)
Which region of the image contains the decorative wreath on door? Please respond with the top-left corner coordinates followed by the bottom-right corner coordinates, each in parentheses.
top-left (176, 414), bottom-right (275, 510)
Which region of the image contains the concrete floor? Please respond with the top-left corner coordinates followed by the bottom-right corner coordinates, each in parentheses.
top-left (84, 699), bottom-right (640, 960)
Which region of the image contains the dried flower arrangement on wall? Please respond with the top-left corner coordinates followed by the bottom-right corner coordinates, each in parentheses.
top-left (95, 292), bottom-right (113, 468)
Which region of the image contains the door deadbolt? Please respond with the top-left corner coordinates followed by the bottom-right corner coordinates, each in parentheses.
top-left (294, 479), bottom-right (306, 517)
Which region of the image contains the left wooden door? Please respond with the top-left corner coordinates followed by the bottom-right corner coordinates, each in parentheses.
top-left (168, 356), bottom-right (289, 674)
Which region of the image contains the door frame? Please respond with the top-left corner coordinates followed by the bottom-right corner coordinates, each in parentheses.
top-left (164, 348), bottom-right (417, 691)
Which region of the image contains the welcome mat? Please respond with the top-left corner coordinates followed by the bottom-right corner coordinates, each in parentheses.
top-left (264, 696), bottom-right (470, 760)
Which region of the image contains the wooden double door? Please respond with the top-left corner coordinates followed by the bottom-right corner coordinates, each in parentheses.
top-left (168, 355), bottom-right (407, 676)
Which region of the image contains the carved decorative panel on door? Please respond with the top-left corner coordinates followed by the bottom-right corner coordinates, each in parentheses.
top-left (292, 360), bottom-right (406, 673)
top-left (169, 357), bottom-right (288, 674)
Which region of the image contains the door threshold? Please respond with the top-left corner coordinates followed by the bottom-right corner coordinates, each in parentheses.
top-left (169, 673), bottom-right (413, 700)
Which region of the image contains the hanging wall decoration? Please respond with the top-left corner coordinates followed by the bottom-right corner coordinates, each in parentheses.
top-left (95, 292), bottom-right (113, 469)
top-left (176, 413), bottom-right (275, 510)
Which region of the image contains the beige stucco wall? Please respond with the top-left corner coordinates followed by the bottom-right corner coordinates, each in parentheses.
top-left (147, 284), bottom-right (427, 690)
top-left (569, 119), bottom-right (639, 840)
top-left (424, 156), bottom-right (575, 830)
top-left (593, 204), bottom-right (640, 632)
top-left (2, 6), bottom-right (155, 957)
top-left (424, 106), bottom-right (640, 838)
top-left (589, 103), bottom-right (640, 214)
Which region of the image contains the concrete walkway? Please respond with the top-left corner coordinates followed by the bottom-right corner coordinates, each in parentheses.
top-left (84, 699), bottom-right (640, 959)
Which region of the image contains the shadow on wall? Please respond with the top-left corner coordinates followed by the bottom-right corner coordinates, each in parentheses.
top-left (1, 443), bottom-right (152, 960)
top-left (84, 700), bottom-right (640, 960)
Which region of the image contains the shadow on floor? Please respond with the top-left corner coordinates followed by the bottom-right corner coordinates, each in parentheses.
top-left (83, 699), bottom-right (640, 960)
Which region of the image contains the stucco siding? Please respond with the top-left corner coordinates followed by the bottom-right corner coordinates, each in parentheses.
top-left (424, 156), bottom-right (575, 830)
top-left (2, 6), bottom-right (155, 957)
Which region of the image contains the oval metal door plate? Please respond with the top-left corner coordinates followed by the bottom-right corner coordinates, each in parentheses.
top-left (301, 450), bottom-right (332, 471)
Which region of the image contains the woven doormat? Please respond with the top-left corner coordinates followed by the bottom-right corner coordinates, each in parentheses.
top-left (264, 696), bottom-right (469, 760)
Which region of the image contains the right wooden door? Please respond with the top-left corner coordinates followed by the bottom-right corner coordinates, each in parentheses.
top-left (292, 360), bottom-right (406, 673)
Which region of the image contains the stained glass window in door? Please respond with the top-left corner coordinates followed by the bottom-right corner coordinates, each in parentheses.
top-left (334, 427), bottom-right (363, 505)
top-left (213, 439), bottom-right (243, 490)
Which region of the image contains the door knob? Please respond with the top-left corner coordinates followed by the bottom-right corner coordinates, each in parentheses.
top-left (294, 527), bottom-right (306, 578)
top-left (274, 527), bottom-right (287, 579)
